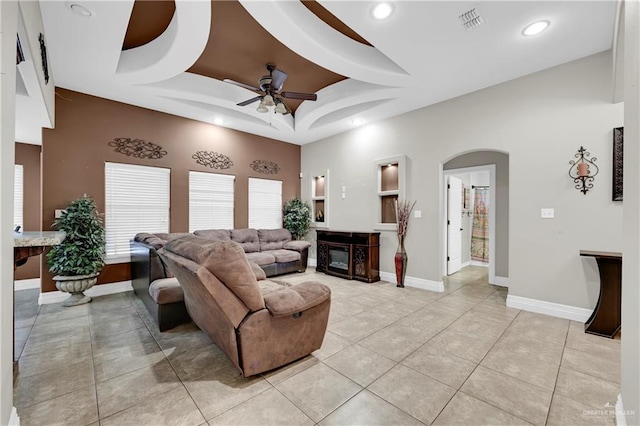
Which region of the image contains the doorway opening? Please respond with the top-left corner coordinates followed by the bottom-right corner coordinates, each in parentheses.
top-left (443, 165), bottom-right (497, 282)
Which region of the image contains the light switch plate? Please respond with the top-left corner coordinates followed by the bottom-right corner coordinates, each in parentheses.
top-left (414, 210), bottom-right (422, 218)
top-left (541, 208), bottom-right (554, 219)
top-left (55, 209), bottom-right (64, 218)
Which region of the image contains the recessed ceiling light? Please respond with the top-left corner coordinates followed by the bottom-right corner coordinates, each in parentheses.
top-left (522, 20), bottom-right (550, 37)
top-left (69, 3), bottom-right (92, 17)
top-left (351, 118), bottom-right (365, 126)
top-left (213, 118), bottom-right (225, 125)
top-left (372, 2), bottom-right (393, 20)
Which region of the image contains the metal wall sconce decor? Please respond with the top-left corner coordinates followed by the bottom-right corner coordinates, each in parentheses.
top-left (108, 138), bottom-right (167, 159)
top-left (192, 151), bottom-right (234, 169)
top-left (569, 146), bottom-right (599, 195)
top-left (612, 127), bottom-right (623, 201)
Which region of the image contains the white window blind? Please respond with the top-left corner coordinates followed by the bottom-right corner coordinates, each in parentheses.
top-left (248, 178), bottom-right (282, 229)
top-left (14, 165), bottom-right (23, 230)
top-left (105, 162), bottom-right (170, 259)
top-left (189, 171), bottom-right (234, 232)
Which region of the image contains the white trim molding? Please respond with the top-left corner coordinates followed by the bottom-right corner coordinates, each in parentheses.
top-left (506, 294), bottom-right (592, 322)
top-left (38, 281), bottom-right (133, 305)
top-left (14, 278), bottom-right (40, 291)
top-left (8, 406), bottom-right (19, 426)
top-left (380, 271), bottom-right (444, 293)
top-left (491, 276), bottom-right (509, 287)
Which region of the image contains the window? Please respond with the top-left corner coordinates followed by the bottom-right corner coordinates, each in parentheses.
top-left (189, 171), bottom-right (234, 232)
top-left (14, 165), bottom-right (23, 230)
top-left (105, 162), bottom-right (170, 260)
top-left (375, 155), bottom-right (406, 229)
top-left (248, 178), bottom-right (282, 229)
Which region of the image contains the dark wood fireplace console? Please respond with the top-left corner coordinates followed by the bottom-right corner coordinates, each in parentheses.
top-left (316, 230), bottom-right (380, 283)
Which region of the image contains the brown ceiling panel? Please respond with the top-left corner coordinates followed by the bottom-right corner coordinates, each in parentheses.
top-left (123, 1), bottom-right (175, 50)
top-left (301, 1), bottom-right (372, 46)
top-left (187, 1), bottom-right (346, 112)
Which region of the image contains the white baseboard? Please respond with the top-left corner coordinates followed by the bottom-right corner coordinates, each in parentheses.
top-left (506, 294), bottom-right (592, 322)
top-left (461, 261), bottom-right (472, 268)
top-left (471, 260), bottom-right (489, 268)
top-left (39, 281), bottom-right (133, 305)
top-left (14, 278), bottom-right (40, 291)
top-left (379, 271), bottom-right (444, 293)
top-left (308, 258), bottom-right (317, 267)
top-left (9, 406), bottom-right (20, 426)
top-left (616, 394), bottom-right (627, 426)
top-left (491, 275), bottom-right (509, 287)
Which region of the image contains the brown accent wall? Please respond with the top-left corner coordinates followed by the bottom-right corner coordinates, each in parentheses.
top-left (41, 89), bottom-right (301, 292)
top-left (14, 143), bottom-right (42, 280)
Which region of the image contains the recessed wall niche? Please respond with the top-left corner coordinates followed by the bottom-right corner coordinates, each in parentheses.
top-left (311, 171), bottom-right (329, 227)
top-left (375, 155), bottom-right (406, 228)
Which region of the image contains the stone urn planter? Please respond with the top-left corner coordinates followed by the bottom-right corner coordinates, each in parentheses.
top-left (54, 273), bottom-right (99, 307)
top-left (47, 196), bottom-right (105, 308)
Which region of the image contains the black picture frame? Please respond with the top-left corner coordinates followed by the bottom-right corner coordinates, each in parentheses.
top-left (613, 127), bottom-right (623, 201)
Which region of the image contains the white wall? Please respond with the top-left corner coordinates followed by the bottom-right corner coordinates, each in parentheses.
top-left (302, 51), bottom-right (623, 310)
top-left (0, 2), bottom-right (18, 424)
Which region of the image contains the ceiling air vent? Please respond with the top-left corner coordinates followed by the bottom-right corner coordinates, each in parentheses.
top-left (459, 8), bottom-right (484, 30)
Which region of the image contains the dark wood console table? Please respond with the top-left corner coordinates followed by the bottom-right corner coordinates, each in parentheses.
top-left (316, 230), bottom-right (380, 282)
top-left (580, 250), bottom-right (622, 338)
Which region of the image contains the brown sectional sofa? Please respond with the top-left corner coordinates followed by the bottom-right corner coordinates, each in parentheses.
top-left (130, 228), bottom-right (311, 331)
top-left (158, 235), bottom-right (330, 377)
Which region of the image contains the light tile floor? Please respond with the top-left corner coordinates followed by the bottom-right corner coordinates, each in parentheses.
top-left (13, 266), bottom-right (620, 425)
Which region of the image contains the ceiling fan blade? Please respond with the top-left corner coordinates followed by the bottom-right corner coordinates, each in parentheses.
top-left (282, 101), bottom-right (292, 115)
top-left (281, 91), bottom-right (317, 101)
top-left (271, 69), bottom-right (288, 91)
top-left (237, 96), bottom-right (262, 107)
top-left (223, 79), bottom-right (262, 94)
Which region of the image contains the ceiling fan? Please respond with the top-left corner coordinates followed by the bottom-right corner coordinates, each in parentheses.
top-left (224, 64), bottom-right (318, 115)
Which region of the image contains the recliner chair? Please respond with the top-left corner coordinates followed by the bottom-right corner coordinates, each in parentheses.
top-left (158, 235), bottom-right (331, 377)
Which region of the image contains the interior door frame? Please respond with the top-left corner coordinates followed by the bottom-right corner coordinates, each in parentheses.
top-left (442, 164), bottom-right (498, 285)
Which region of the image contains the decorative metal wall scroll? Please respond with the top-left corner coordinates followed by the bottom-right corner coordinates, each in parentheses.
top-left (108, 138), bottom-right (167, 159)
top-left (39, 33), bottom-right (49, 84)
top-left (568, 146), bottom-right (599, 195)
top-left (613, 127), bottom-right (623, 201)
top-left (250, 159), bottom-right (280, 175)
top-left (192, 151), bottom-right (234, 170)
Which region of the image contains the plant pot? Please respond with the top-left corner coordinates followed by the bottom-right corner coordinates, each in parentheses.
top-left (53, 273), bottom-right (99, 307)
top-left (395, 236), bottom-right (407, 288)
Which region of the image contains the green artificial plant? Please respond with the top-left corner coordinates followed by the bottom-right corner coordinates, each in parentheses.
top-left (47, 195), bottom-right (105, 276)
top-left (283, 197), bottom-right (311, 240)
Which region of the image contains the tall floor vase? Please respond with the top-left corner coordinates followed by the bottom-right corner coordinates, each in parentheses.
top-left (395, 235), bottom-right (407, 288)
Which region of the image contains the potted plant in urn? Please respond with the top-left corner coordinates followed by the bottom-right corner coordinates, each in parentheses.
top-left (47, 195), bottom-right (105, 307)
top-left (283, 197), bottom-right (311, 240)
top-left (395, 199), bottom-right (416, 288)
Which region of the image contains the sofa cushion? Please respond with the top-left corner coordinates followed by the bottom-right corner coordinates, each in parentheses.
top-left (250, 262), bottom-right (267, 281)
top-left (283, 240), bottom-right (311, 251)
top-left (163, 235), bottom-right (221, 265)
top-left (134, 233), bottom-right (167, 249)
top-left (245, 252), bottom-right (276, 266)
top-left (231, 229), bottom-right (260, 253)
top-left (263, 281), bottom-right (331, 318)
top-left (267, 249), bottom-right (300, 263)
top-left (259, 279), bottom-right (291, 296)
top-left (258, 229), bottom-right (292, 251)
top-left (149, 277), bottom-right (183, 305)
top-left (156, 232), bottom-right (191, 242)
top-left (194, 229), bottom-right (232, 241)
top-left (202, 241), bottom-right (265, 312)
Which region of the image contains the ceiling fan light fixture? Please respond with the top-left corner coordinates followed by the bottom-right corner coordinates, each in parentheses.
top-left (275, 101), bottom-right (287, 114)
top-left (256, 100), bottom-right (268, 113)
top-left (263, 94), bottom-right (275, 107)
top-left (522, 20), bottom-right (550, 37)
top-left (372, 2), bottom-right (393, 20)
